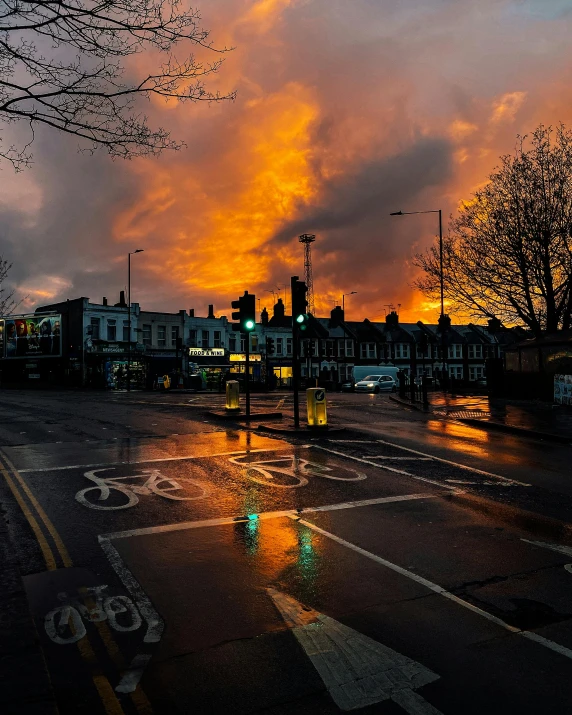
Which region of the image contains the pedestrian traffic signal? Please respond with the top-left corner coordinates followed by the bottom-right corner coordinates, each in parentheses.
top-left (291, 276), bottom-right (309, 331)
top-left (266, 337), bottom-right (275, 356)
top-left (231, 291), bottom-right (256, 333)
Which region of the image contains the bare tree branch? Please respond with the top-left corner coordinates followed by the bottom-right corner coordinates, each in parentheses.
top-left (0, 0), bottom-right (235, 168)
top-left (413, 124), bottom-right (572, 339)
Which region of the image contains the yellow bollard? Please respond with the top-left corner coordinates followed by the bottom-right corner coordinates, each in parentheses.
top-left (225, 380), bottom-right (240, 413)
top-left (306, 387), bottom-right (327, 428)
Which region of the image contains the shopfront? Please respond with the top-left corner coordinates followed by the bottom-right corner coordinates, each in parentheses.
top-left (85, 343), bottom-right (146, 389)
top-left (229, 352), bottom-right (263, 387)
top-left (188, 348), bottom-right (230, 390)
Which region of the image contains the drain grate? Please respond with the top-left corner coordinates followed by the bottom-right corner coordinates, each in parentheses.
top-left (435, 409), bottom-right (491, 419)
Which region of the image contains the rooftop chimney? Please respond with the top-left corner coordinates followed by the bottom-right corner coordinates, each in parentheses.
top-left (385, 310), bottom-right (399, 329)
top-left (102, 297), bottom-right (108, 306)
top-left (115, 290), bottom-right (127, 307)
top-left (487, 317), bottom-right (502, 333)
top-left (273, 298), bottom-right (285, 321)
top-left (331, 306), bottom-right (344, 326)
top-left (261, 307), bottom-right (269, 326)
top-left (208, 304), bottom-right (215, 319)
top-left (189, 308), bottom-right (195, 317)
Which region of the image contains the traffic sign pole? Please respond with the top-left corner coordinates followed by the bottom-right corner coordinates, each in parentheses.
top-left (245, 333), bottom-right (250, 419)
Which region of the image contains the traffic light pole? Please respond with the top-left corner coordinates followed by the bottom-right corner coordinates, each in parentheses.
top-left (291, 275), bottom-right (300, 428)
top-left (245, 333), bottom-right (251, 420)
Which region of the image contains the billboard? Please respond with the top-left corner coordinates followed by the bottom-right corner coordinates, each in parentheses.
top-left (3, 315), bottom-right (61, 358)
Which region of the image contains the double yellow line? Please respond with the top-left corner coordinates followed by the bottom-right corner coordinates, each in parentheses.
top-left (0, 449), bottom-right (152, 715)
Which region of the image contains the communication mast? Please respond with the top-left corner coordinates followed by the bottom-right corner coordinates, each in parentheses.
top-left (299, 234), bottom-right (316, 315)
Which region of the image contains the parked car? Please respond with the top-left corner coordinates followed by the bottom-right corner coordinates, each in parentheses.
top-left (355, 375), bottom-right (397, 394)
top-left (341, 381), bottom-right (354, 392)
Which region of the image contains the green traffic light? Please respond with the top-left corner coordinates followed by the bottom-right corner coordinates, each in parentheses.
top-left (296, 314), bottom-right (305, 324)
top-left (245, 319), bottom-right (255, 330)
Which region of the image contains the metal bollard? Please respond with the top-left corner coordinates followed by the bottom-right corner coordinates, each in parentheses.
top-left (225, 380), bottom-right (240, 413)
top-left (306, 387), bottom-right (327, 428)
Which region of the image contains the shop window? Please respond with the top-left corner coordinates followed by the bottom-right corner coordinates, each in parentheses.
top-left (90, 317), bottom-right (100, 340)
top-left (142, 324), bottom-right (151, 346)
top-left (189, 329), bottom-right (197, 347)
top-left (201, 330), bottom-right (209, 348)
top-left (123, 320), bottom-right (130, 342)
top-left (107, 319), bottom-right (116, 341)
top-left (276, 338), bottom-right (283, 355)
top-left (468, 344), bottom-right (482, 359)
top-left (171, 326), bottom-right (179, 346)
top-left (286, 338), bottom-right (292, 356)
top-left (214, 331), bottom-right (222, 348)
top-left (157, 325), bottom-right (166, 347)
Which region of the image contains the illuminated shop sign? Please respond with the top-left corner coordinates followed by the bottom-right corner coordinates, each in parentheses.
top-left (188, 348), bottom-right (225, 357)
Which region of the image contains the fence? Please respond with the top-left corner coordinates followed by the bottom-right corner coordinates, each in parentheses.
top-left (398, 373), bottom-right (429, 408)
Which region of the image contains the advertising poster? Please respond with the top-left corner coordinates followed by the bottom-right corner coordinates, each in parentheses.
top-left (554, 374), bottom-right (572, 405)
top-left (4, 315), bottom-right (61, 358)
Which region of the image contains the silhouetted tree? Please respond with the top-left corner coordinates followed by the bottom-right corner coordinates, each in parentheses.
top-left (0, 257), bottom-right (19, 314)
top-left (414, 124), bottom-right (572, 338)
top-left (0, 0), bottom-right (234, 169)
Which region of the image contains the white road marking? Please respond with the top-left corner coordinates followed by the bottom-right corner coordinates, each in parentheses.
top-left (376, 439), bottom-right (530, 486)
top-left (328, 440), bottom-right (377, 444)
top-left (294, 517), bottom-right (572, 661)
top-left (115, 653), bottom-right (152, 694)
top-left (366, 455), bottom-right (433, 461)
top-left (267, 588), bottom-right (442, 713)
top-left (312, 445), bottom-right (454, 490)
top-left (100, 494), bottom-right (437, 542)
top-left (18, 447), bottom-right (287, 473)
top-left (521, 539), bottom-right (572, 558)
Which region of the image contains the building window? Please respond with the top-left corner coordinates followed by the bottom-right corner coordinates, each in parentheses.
top-left (468, 344), bottom-right (483, 359)
top-left (171, 326), bottom-right (179, 346)
top-left (123, 320), bottom-right (130, 342)
top-left (240, 336), bottom-right (245, 352)
top-left (107, 319), bottom-right (116, 341)
top-left (229, 335), bottom-right (237, 353)
top-left (394, 343), bottom-right (410, 359)
top-left (201, 330), bottom-right (209, 348)
top-left (449, 366), bottom-right (463, 379)
top-left (142, 324), bottom-right (152, 346)
top-left (214, 331), bottom-right (222, 348)
top-left (469, 366), bottom-right (484, 381)
top-left (90, 317), bottom-right (100, 340)
top-left (251, 334), bottom-right (258, 352)
top-left (360, 343), bottom-right (376, 359)
top-left (276, 338), bottom-right (284, 356)
top-left (345, 340), bottom-right (354, 357)
top-left (189, 329), bottom-right (197, 347)
top-left (286, 338), bottom-right (292, 356)
top-left (416, 344), bottom-right (431, 359)
top-left (448, 344), bottom-right (463, 359)
top-left (157, 325), bottom-right (166, 347)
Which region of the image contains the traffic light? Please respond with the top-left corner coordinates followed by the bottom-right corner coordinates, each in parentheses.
top-left (231, 291), bottom-right (256, 333)
top-left (266, 337), bottom-right (275, 356)
top-left (291, 276), bottom-right (309, 331)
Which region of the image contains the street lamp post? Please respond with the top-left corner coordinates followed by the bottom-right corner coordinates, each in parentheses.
top-left (127, 249), bottom-right (144, 392)
top-left (390, 210), bottom-right (447, 387)
top-left (342, 291), bottom-right (357, 315)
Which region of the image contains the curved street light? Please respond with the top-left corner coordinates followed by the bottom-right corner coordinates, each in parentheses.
top-left (342, 291), bottom-right (357, 314)
top-left (127, 249), bottom-right (144, 392)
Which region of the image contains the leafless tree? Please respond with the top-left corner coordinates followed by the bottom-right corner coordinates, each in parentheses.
top-left (0, 0), bottom-right (234, 169)
top-left (0, 257), bottom-right (20, 313)
top-left (413, 124), bottom-right (572, 338)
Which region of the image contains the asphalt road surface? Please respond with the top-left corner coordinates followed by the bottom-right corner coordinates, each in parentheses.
top-left (2, 389), bottom-right (572, 715)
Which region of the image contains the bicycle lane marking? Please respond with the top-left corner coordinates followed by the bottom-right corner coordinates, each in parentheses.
top-left (0, 448), bottom-right (152, 715)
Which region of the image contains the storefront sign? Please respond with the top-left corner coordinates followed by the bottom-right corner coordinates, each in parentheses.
top-left (230, 353), bottom-right (262, 362)
top-left (101, 345), bottom-right (125, 353)
top-left (188, 348), bottom-right (225, 357)
top-left (4, 314), bottom-right (61, 359)
top-left (28, 373), bottom-right (41, 379)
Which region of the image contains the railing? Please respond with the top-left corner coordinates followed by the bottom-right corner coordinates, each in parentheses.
top-left (398, 373), bottom-right (429, 408)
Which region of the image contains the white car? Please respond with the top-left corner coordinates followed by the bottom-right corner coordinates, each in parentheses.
top-left (355, 375), bottom-right (397, 393)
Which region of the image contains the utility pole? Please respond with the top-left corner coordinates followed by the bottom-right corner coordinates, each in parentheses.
top-left (127, 249), bottom-right (144, 391)
top-left (299, 234), bottom-right (316, 315)
top-left (291, 276), bottom-right (309, 428)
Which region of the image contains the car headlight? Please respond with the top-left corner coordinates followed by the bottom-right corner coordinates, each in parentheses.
top-left (367, 383), bottom-right (374, 387)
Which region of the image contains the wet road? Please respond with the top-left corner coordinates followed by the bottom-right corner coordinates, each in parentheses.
top-left (2, 390), bottom-right (572, 714)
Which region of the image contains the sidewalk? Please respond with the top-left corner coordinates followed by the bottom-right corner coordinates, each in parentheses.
top-left (391, 393), bottom-right (572, 444)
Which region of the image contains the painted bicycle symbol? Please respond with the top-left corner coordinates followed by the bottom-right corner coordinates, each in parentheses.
top-left (75, 468), bottom-right (208, 510)
top-left (228, 454), bottom-right (366, 488)
top-left (44, 585), bottom-right (141, 645)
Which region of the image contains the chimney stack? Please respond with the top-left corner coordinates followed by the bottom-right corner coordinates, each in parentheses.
top-left (385, 310), bottom-right (399, 329)
top-left (208, 304), bottom-right (215, 319)
top-left (102, 297), bottom-right (108, 306)
top-left (115, 290), bottom-right (127, 307)
top-left (273, 298), bottom-right (285, 321)
top-left (261, 307), bottom-right (269, 326)
top-left (331, 306), bottom-right (344, 326)
top-left (189, 309), bottom-right (195, 317)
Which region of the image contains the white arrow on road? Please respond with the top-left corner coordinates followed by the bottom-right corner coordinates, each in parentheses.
top-left (267, 587), bottom-right (443, 713)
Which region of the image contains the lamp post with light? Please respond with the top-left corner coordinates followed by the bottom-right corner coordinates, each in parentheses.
top-left (127, 249), bottom-right (144, 392)
top-left (342, 291), bottom-right (357, 315)
top-left (390, 209), bottom-right (448, 386)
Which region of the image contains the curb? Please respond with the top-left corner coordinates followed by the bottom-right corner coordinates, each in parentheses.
top-left (458, 418), bottom-right (571, 445)
top-left (206, 411), bottom-right (283, 422)
top-left (256, 424), bottom-right (346, 436)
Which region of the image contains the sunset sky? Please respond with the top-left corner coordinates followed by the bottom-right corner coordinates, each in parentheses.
top-left (2, 0), bottom-right (572, 323)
